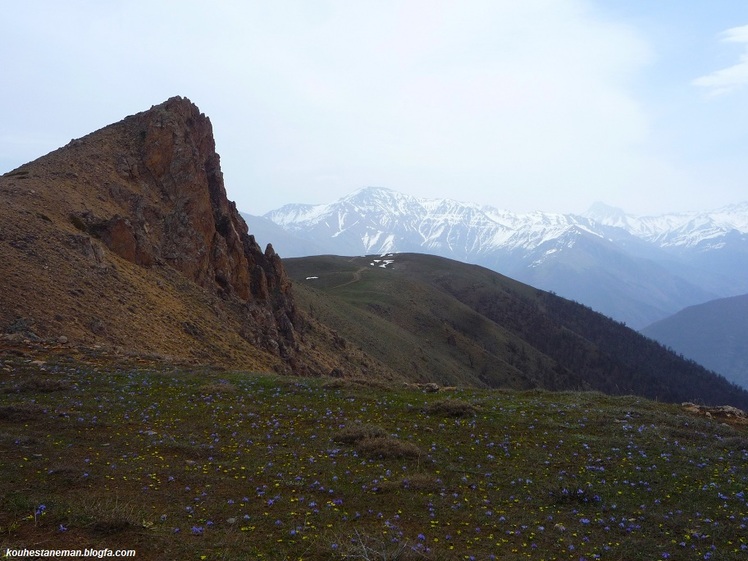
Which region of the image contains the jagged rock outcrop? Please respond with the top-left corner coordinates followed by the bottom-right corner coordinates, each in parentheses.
top-left (76, 98), bottom-right (289, 303)
top-left (0, 96), bottom-right (300, 365)
top-left (70, 97), bottom-right (298, 355)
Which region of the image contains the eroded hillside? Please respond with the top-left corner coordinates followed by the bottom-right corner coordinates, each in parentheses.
top-left (0, 98), bottom-right (389, 379)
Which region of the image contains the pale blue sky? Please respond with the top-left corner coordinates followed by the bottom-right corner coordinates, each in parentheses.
top-left (2, 1), bottom-right (748, 215)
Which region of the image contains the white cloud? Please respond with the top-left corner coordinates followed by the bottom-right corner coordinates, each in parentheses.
top-left (205, 0), bottom-right (655, 213)
top-left (9, 1), bottom-right (747, 216)
top-left (693, 24), bottom-right (748, 96)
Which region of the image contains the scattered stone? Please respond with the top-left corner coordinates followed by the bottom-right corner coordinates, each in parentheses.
top-left (403, 382), bottom-right (443, 393)
top-left (682, 402), bottom-right (748, 425)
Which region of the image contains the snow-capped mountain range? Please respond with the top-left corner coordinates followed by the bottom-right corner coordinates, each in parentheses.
top-left (243, 187), bottom-right (748, 329)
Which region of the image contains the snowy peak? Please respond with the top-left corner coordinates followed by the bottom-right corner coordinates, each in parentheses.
top-left (629, 206), bottom-right (748, 251)
top-left (263, 188), bottom-right (748, 256)
top-left (578, 200), bottom-right (748, 252)
top-left (263, 188), bottom-right (617, 256)
top-left (583, 202), bottom-right (630, 228)
top-left (343, 186), bottom-right (414, 209)
top-left (256, 187), bottom-right (748, 329)
top-left (264, 202), bottom-right (329, 227)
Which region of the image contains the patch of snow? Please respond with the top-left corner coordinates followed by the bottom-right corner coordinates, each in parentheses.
top-left (370, 258), bottom-right (395, 269)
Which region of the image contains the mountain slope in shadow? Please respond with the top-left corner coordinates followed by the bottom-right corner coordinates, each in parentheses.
top-left (285, 253), bottom-right (748, 408)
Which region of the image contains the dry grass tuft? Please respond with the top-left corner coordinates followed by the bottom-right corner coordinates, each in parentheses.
top-left (328, 528), bottom-right (428, 560)
top-left (198, 381), bottom-right (237, 394)
top-left (332, 424), bottom-right (388, 445)
top-left (72, 496), bottom-right (148, 536)
top-left (355, 437), bottom-right (422, 460)
top-left (6, 377), bottom-right (72, 393)
top-left (423, 398), bottom-right (476, 418)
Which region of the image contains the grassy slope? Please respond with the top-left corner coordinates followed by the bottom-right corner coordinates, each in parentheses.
top-left (287, 255), bottom-right (578, 391)
top-left (1, 349), bottom-right (746, 560)
top-left (285, 254), bottom-right (748, 408)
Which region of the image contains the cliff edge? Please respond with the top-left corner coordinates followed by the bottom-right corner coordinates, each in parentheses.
top-left (0, 97), bottom-right (301, 369)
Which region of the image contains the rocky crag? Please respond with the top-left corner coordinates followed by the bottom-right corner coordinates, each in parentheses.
top-left (0, 97), bottom-right (388, 377)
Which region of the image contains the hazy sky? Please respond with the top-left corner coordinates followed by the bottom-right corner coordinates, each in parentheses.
top-left (3, 1), bottom-right (748, 216)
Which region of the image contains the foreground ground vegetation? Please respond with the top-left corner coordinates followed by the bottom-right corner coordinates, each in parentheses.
top-left (1, 348), bottom-right (747, 560)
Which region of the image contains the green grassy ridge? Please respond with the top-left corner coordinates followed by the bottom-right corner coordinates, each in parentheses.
top-left (1, 354), bottom-right (747, 560)
top-left (288, 255), bottom-right (581, 390)
top-left (286, 253), bottom-right (748, 408)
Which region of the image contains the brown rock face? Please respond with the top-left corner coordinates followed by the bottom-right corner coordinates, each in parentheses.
top-left (113, 97), bottom-right (298, 353)
top-left (97, 97), bottom-right (289, 306)
top-left (1, 96), bottom-right (299, 365)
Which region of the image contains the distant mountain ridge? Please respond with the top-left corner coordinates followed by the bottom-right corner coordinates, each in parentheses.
top-left (245, 187), bottom-right (748, 328)
top-left (641, 293), bottom-right (748, 390)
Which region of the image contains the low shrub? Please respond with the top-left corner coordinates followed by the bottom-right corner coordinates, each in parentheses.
top-left (355, 437), bottom-right (422, 460)
top-left (333, 424), bottom-right (388, 445)
top-left (423, 398), bottom-right (476, 418)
